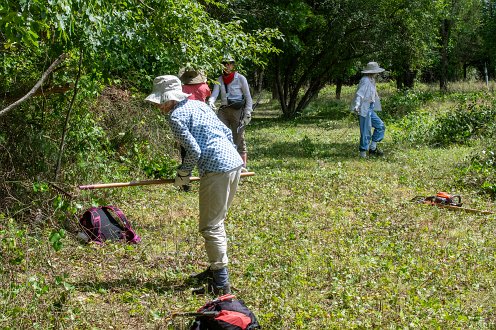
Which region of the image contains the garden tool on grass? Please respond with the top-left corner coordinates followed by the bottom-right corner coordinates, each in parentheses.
top-left (78, 171), bottom-right (255, 190)
top-left (411, 192), bottom-right (494, 215)
top-left (164, 294), bottom-right (236, 323)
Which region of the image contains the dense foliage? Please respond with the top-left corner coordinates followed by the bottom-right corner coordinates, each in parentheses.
top-left (1, 85), bottom-right (495, 328)
top-left (0, 1), bottom-right (495, 327)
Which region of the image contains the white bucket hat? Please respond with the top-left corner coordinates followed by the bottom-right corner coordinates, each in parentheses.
top-left (145, 75), bottom-right (190, 104)
top-left (361, 62), bottom-right (385, 74)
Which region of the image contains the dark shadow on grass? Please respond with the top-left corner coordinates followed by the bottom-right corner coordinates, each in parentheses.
top-left (72, 277), bottom-right (199, 295)
top-left (251, 140), bottom-right (359, 162)
top-left (248, 108), bottom-right (354, 131)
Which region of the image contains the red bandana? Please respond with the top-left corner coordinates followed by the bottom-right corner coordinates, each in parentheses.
top-left (222, 71), bottom-right (235, 85)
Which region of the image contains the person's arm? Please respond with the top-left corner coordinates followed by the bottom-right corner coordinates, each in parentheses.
top-left (203, 84), bottom-right (212, 102)
top-left (352, 77), bottom-right (369, 113)
top-left (208, 78), bottom-right (221, 109)
top-left (239, 75), bottom-right (253, 111)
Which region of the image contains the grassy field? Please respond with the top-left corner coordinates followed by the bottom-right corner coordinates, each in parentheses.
top-left (1, 85), bottom-right (496, 329)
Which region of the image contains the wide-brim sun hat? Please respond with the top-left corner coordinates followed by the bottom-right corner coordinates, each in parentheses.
top-left (361, 62), bottom-right (385, 74)
top-left (179, 70), bottom-right (207, 84)
top-left (222, 55), bottom-right (235, 64)
top-left (145, 75), bottom-right (190, 104)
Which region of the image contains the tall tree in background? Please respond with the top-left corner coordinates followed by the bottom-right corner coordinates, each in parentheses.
top-left (376, 0), bottom-right (439, 90)
top-left (222, 0), bottom-right (385, 118)
top-left (481, 0), bottom-right (496, 78)
top-left (449, 0), bottom-right (485, 80)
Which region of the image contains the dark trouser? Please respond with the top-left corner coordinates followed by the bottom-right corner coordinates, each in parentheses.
top-left (217, 106), bottom-right (247, 154)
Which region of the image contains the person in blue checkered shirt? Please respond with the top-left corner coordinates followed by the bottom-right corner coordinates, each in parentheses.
top-left (146, 75), bottom-right (243, 295)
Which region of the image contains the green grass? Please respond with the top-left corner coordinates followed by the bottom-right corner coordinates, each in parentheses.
top-left (1, 85), bottom-right (496, 329)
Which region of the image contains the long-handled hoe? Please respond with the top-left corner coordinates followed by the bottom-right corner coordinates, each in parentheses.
top-left (78, 172), bottom-right (255, 190)
top-left (411, 192), bottom-right (494, 215)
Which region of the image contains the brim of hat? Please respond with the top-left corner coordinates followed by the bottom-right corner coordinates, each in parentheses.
top-left (182, 76), bottom-right (206, 84)
top-left (362, 68), bottom-right (385, 73)
top-left (145, 93), bottom-right (162, 104)
top-left (163, 90), bottom-right (191, 103)
top-left (145, 91), bottom-right (191, 104)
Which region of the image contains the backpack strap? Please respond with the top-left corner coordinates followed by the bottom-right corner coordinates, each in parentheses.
top-left (102, 205), bottom-right (141, 243)
top-left (86, 207), bottom-right (104, 245)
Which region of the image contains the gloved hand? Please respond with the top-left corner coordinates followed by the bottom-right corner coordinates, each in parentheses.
top-left (174, 170), bottom-right (190, 188)
top-left (242, 112), bottom-right (252, 126)
top-left (354, 107), bottom-right (360, 115)
top-left (208, 101), bottom-right (216, 111)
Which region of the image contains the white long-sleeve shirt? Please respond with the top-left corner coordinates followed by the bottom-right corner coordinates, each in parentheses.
top-left (208, 72), bottom-right (253, 112)
top-left (351, 75), bottom-right (382, 117)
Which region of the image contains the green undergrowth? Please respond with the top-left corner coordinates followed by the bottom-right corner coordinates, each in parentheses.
top-left (1, 85), bottom-right (496, 329)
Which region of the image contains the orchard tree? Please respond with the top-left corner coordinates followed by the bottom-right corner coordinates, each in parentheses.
top-left (481, 0), bottom-right (496, 78)
top-left (376, 0), bottom-right (439, 90)
top-left (433, 0), bottom-right (484, 91)
top-left (220, 0), bottom-right (384, 118)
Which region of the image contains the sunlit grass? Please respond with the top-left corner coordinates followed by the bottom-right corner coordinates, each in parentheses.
top-left (1, 84), bottom-right (496, 329)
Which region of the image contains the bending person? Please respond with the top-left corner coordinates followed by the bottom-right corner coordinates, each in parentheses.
top-left (145, 75), bottom-right (243, 295)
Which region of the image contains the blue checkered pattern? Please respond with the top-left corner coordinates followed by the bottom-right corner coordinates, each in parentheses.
top-left (168, 99), bottom-right (243, 176)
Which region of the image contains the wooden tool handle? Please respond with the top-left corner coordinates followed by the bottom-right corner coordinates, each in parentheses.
top-left (79, 171), bottom-right (255, 190)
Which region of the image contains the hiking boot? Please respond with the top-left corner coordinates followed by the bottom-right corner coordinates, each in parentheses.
top-left (368, 148), bottom-right (384, 156)
top-left (191, 267), bottom-right (230, 295)
top-left (189, 267), bottom-right (213, 283)
top-left (192, 281), bottom-right (231, 295)
top-left (359, 151), bottom-right (367, 158)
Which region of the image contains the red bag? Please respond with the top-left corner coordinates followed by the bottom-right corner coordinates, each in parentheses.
top-left (189, 294), bottom-right (260, 330)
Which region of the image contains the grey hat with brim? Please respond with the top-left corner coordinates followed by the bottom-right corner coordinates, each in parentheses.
top-left (145, 75), bottom-right (191, 104)
top-left (361, 62), bottom-right (385, 74)
top-left (180, 70), bottom-right (207, 84)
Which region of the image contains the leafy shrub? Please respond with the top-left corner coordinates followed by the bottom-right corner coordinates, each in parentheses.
top-left (0, 86), bottom-right (178, 224)
top-left (382, 89), bottom-right (436, 119)
top-left (390, 92), bottom-right (496, 147)
top-left (457, 143), bottom-right (496, 198)
top-left (430, 98), bottom-right (496, 146)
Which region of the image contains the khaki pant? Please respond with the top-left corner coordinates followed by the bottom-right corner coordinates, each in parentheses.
top-left (218, 106), bottom-right (247, 154)
top-left (199, 167), bottom-right (241, 270)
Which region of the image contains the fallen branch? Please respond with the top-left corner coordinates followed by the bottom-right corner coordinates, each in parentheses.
top-left (0, 53), bottom-right (69, 117)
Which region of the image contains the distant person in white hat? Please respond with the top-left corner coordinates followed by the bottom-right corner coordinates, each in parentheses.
top-left (351, 62), bottom-right (386, 158)
top-left (208, 56), bottom-right (253, 170)
top-left (145, 75), bottom-right (243, 295)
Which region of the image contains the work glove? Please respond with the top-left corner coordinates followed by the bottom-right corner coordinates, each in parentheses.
top-left (208, 101), bottom-right (216, 111)
top-left (174, 170), bottom-right (190, 188)
top-left (353, 107), bottom-right (360, 115)
top-left (242, 111), bottom-right (252, 126)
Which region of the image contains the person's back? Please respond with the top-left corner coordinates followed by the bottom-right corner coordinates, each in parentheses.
top-left (168, 99), bottom-right (242, 175)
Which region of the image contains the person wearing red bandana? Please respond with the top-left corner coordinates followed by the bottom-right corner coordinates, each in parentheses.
top-left (208, 57), bottom-right (253, 169)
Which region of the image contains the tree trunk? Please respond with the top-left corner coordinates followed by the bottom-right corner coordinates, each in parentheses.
top-left (335, 79), bottom-right (342, 100)
top-left (272, 81), bottom-right (279, 100)
top-left (439, 18), bottom-right (451, 92)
